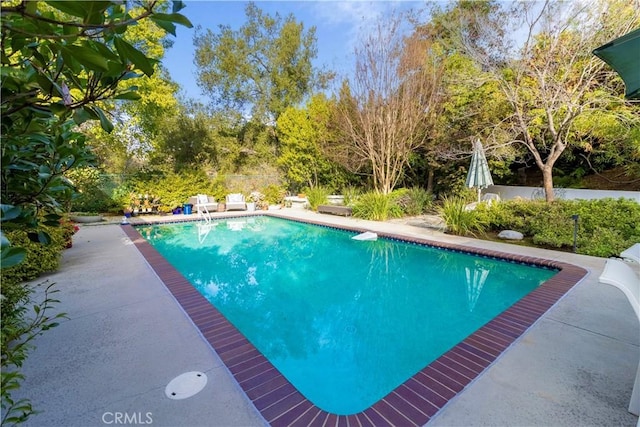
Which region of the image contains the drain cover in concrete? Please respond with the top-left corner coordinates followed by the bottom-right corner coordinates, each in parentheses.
top-left (165, 371), bottom-right (207, 400)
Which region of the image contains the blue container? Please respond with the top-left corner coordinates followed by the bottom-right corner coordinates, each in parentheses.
top-left (183, 203), bottom-right (193, 215)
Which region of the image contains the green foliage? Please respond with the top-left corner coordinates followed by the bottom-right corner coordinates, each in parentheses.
top-left (304, 186), bottom-right (331, 211)
top-left (0, 233), bottom-right (26, 269)
top-left (477, 198), bottom-right (640, 256)
top-left (121, 169), bottom-right (225, 212)
top-left (152, 106), bottom-right (220, 173)
top-left (1, 120), bottom-right (93, 232)
top-left (1, 281), bottom-right (66, 425)
top-left (0, 3), bottom-right (192, 422)
top-left (394, 187), bottom-right (435, 216)
top-left (193, 2), bottom-right (327, 122)
top-left (438, 196), bottom-right (487, 236)
top-left (432, 164), bottom-right (477, 201)
top-left (66, 168), bottom-right (118, 213)
top-left (421, 1), bottom-right (639, 200)
top-left (475, 199), bottom-right (547, 235)
top-left (1, 225), bottom-right (69, 423)
top-left (1, 1), bottom-right (191, 133)
top-left (262, 185), bottom-right (286, 205)
top-left (1, 0), bottom-right (191, 266)
top-left (1, 227), bottom-right (67, 288)
top-left (277, 94), bottom-right (344, 192)
top-left (342, 186), bottom-right (361, 206)
top-left (352, 191), bottom-right (403, 221)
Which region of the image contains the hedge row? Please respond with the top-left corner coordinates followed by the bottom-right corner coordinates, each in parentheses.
top-left (474, 198), bottom-right (640, 257)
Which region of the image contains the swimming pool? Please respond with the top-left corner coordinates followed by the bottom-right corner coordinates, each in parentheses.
top-left (126, 214), bottom-right (587, 425)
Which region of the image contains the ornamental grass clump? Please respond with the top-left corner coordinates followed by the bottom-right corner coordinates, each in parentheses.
top-left (438, 196), bottom-right (487, 236)
top-left (352, 191), bottom-right (403, 221)
top-left (394, 187), bottom-right (435, 216)
top-left (305, 186), bottom-right (330, 211)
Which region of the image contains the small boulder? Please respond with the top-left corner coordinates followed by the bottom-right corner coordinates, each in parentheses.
top-left (498, 230), bottom-right (524, 240)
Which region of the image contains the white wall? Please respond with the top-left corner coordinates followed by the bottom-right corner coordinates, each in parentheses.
top-left (485, 185), bottom-right (640, 203)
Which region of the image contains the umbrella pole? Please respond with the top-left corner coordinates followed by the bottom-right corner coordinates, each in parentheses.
top-left (477, 187), bottom-right (481, 203)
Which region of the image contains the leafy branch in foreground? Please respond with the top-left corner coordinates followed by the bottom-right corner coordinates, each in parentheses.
top-left (1, 0), bottom-right (192, 266)
top-left (1, 281), bottom-right (67, 426)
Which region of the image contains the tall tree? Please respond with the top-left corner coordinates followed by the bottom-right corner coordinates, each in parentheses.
top-left (457, 0), bottom-right (639, 201)
top-left (277, 94), bottom-right (344, 191)
top-left (332, 14), bottom-right (443, 194)
top-left (405, 1), bottom-right (519, 192)
top-left (152, 102), bottom-right (221, 172)
top-left (193, 2), bottom-right (328, 124)
top-left (85, 4), bottom-right (184, 176)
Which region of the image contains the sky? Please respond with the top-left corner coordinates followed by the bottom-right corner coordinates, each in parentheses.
top-left (162, 1), bottom-right (428, 103)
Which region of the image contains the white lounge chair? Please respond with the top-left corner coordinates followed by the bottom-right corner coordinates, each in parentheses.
top-left (621, 243), bottom-right (640, 264)
top-left (225, 193), bottom-right (247, 211)
top-left (599, 258), bottom-right (640, 417)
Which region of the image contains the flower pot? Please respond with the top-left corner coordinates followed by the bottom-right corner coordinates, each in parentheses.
top-left (69, 214), bottom-right (103, 223)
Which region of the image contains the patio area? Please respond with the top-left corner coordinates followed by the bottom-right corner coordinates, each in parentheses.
top-left (12, 209), bottom-right (639, 426)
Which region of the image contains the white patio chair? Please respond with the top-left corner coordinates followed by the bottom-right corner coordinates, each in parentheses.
top-left (621, 243), bottom-right (640, 264)
top-left (599, 258), bottom-right (640, 418)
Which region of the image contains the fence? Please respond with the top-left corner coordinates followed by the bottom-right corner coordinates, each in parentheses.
top-left (485, 185), bottom-right (640, 203)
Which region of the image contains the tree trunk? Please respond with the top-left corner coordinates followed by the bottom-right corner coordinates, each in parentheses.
top-left (426, 169), bottom-right (434, 193)
top-left (542, 166), bottom-right (555, 202)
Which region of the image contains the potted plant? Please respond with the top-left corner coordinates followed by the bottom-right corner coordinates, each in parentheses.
top-left (69, 212), bottom-right (103, 223)
top-left (247, 191), bottom-right (264, 212)
top-left (129, 192), bottom-right (141, 215)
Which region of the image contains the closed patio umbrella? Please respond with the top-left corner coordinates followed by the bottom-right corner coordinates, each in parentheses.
top-left (593, 28), bottom-right (640, 100)
top-left (465, 138), bottom-right (494, 202)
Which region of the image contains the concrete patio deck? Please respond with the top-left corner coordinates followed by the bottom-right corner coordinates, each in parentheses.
top-left (12, 209), bottom-right (639, 426)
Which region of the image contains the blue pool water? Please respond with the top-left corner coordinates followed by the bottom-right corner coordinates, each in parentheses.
top-left (137, 217), bottom-right (556, 415)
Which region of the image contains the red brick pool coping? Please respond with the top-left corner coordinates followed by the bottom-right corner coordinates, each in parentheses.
top-left (121, 215), bottom-right (588, 427)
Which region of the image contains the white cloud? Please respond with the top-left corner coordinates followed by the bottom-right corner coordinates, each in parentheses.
top-left (303, 1), bottom-right (422, 74)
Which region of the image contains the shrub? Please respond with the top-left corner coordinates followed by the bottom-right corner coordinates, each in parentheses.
top-left (1, 225), bottom-right (68, 424)
top-left (576, 227), bottom-right (625, 258)
top-left (438, 196), bottom-right (487, 236)
top-left (67, 167), bottom-right (118, 213)
top-left (1, 226), bottom-right (66, 289)
top-left (119, 170), bottom-right (226, 213)
top-left (262, 184), bottom-right (287, 205)
top-left (2, 281), bottom-right (66, 425)
top-left (342, 186), bottom-right (361, 206)
top-left (394, 187), bottom-right (434, 216)
top-left (305, 186), bottom-right (330, 210)
top-left (479, 197), bottom-right (640, 256)
top-left (352, 191), bottom-right (403, 221)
